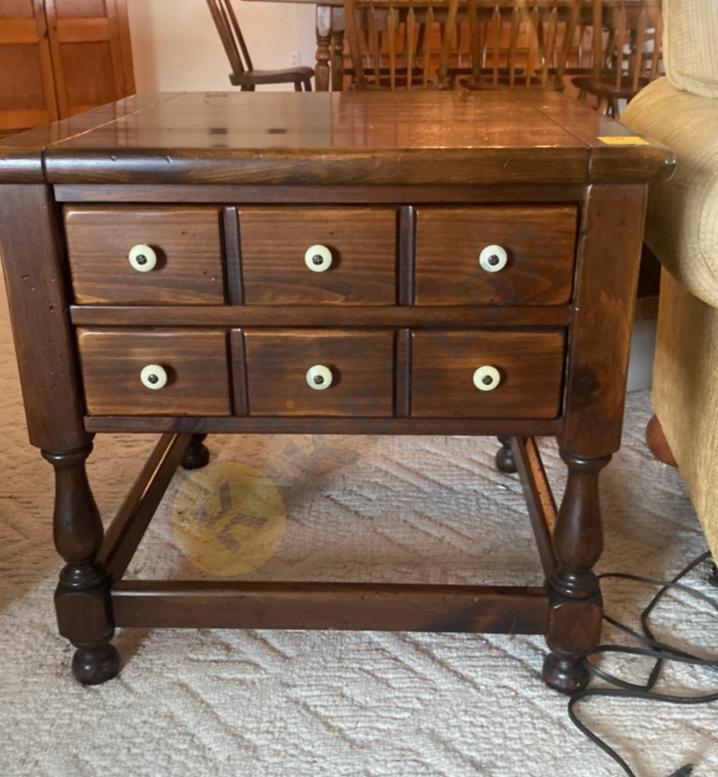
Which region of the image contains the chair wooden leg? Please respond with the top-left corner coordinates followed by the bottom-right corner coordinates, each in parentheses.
top-left (543, 451), bottom-right (610, 694)
top-left (181, 434), bottom-right (210, 471)
top-left (645, 414), bottom-right (677, 467)
top-left (43, 444), bottom-right (119, 685)
top-left (495, 436), bottom-right (517, 474)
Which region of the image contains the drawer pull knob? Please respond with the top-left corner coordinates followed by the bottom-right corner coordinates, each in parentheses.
top-left (306, 364), bottom-right (333, 391)
top-left (304, 244), bottom-right (333, 273)
top-left (473, 366), bottom-right (501, 392)
top-left (129, 244), bottom-right (158, 273)
top-left (479, 245), bottom-right (508, 273)
top-left (140, 364), bottom-right (168, 391)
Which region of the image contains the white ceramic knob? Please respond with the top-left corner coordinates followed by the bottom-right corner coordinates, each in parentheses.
top-left (304, 244), bottom-right (333, 273)
top-left (473, 366), bottom-right (501, 392)
top-left (306, 364), bottom-right (333, 391)
top-left (479, 245), bottom-right (508, 273)
top-left (129, 244), bottom-right (158, 273)
top-left (140, 364), bottom-right (168, 391)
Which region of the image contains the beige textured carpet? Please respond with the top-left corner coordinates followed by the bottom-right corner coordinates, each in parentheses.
top-left (0, 270), bottom-right (716, 777)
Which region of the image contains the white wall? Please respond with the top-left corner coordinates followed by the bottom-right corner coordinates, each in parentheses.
top-left (127, 0), bottom-right (316, 93)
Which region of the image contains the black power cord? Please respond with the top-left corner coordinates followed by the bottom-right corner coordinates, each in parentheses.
top-left (567, 550), bottom-right (718, 777)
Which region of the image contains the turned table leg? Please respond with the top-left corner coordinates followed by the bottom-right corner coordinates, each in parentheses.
top-left (181, 433), bottom-right (210, 471)
top-left (543, 451), bottom-right (611, 694)
top-left (43, 444), bottom-right (119, 685)
top-left (495, 436), bottom-right (517, 474)
top-left (315, 7), bottom-right (332, 92)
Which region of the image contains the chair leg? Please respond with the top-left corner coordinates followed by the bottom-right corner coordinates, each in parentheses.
top-left (495, 436), bottom-right (517, 474)
top-left (645, 415), bottom-right (677, 467)
top-left (294, 81), bottom-right (302, 92)
top-left (181, 434), bottom-right (210, 471)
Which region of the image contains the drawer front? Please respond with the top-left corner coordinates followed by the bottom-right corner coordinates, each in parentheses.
top-left (411, 330), bottom-right (565, 418)
top-left (242, 330), bottom-right (395, 416)
top-left (77, 329), bottom-right (231, 416)
top-left (414, 206), bottom-right (577, 305)
top-left (239, 208), bottom-right (397, 305)
top-left (65, 207), bottom-right (225, 305)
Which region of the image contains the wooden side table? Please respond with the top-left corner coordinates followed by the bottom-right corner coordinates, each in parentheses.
top-left (0, 90), bottom-right (673, 690)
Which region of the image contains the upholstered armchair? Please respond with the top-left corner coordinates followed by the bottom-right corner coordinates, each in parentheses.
top-left (622, 0), bottom-right (718, 561)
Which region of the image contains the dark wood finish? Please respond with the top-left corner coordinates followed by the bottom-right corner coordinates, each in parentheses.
top-left (113, 580), bottom-right (549, 633)
top-left (411, 330), bottom-right (566, 419)
top-left (543, 451), bottom-right (610, 693)
top-left (223, 206), bottom-right (243, 305)
top-left (64, 206), bottom-right (226, 305)
top-left (206, 0), bottom-right (313, 91)
top-left (70, 304), bottom-right (573, 328)
top-left (84, 415), bottom-right (563, 436)
top-left (0, 90), bottom-right (671, 687)
top-left (415, 205), bottom-right (577, 305)
top-left (242, 329), bottom-right (395, 417)
top-left (99, 433), bottom-right (192, 581)
top-left (0, 91), bottom-right (674, 185)
top-left (495, 435), bottom-right (516, 473)
top-left (645, 414), bottom-right (677, 467)
top-left (559, 184), bottom-right (646, 458)
top-left (239, 207), bottom-right (397, 305)
top-left (77, 329), bottom-right (232, 416)
top-left (0, 185), bottom-right (89, 451)
top-left (510, 436), bottom-right (557, 578)
top-left (181, 433), bottom-right (211, 470)
top-left (43, 444), bottom-right (119, 685)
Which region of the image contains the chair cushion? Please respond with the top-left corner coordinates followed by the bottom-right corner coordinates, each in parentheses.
top-left (623, 77), bottom-right (718, 307)
top-left (663, 0), bottom-right (718, 98)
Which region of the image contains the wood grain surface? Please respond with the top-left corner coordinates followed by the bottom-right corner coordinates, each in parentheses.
top-left (64, 206), bottom-right (225, 304)
top-left (415, 205), bottom-right (577, 305)
top-left (239, 208), bottom-right (397, 305)
top-left (77, 328), bottom-right (231, 416)
top-left (242, 329), bottom-right (395, 417)
top-left (411, 329), bottom-right (566, 418)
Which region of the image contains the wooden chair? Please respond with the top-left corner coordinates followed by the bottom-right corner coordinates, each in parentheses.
top-left (460, 1), bottom-right (583, 90)
top-left (342, 0), bottom-right (462, 89)
top-left (341, 0), bottom-right (580, 91)
top-left (571, 0), bottom-right (663, 116)
top-left (206, 0), bottom-right (314, 91)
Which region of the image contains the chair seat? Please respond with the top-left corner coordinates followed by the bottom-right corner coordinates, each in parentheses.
top-left (571, 74), bottom-right (650, 101)
top-left (231, 67), bottom-right (314, 86)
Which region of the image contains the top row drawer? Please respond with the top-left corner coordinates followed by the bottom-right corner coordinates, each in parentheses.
top-left (64, 205), bottom-right (577, 307)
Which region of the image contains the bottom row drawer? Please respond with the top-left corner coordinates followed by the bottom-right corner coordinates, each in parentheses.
top-left (76, 328), bottom-right (565, 419)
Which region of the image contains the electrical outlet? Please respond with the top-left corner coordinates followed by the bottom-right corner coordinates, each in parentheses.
top-left (289, 50), bottom-right (301, 67)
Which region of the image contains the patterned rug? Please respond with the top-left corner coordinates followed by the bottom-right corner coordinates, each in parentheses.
top-left (0, 271), bottom-right (715, 777)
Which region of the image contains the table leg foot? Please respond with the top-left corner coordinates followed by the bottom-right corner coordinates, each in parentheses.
top-left (542, 651), bottom-right (589, 694)
top-left (72, 642), bottom-right (120, 686)
top-left (181, 434), bottom-right (210, 470)
top-left (495, 436), bottom-right (517, 474)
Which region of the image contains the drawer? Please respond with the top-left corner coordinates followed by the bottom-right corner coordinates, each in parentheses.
top-left (414, 206), bottom-right (577, 305)
top-left (241, 329), bottom-right (395, 416)
top-left (239, 208), bottom-right (397, 305)
top-left (411, 330), bottom-right (565, 418)
top-left (77, 329), bottom-right (231, 416)
top-left (65, 207), bottom-right (225, 305)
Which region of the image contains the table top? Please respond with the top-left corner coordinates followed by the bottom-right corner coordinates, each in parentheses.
top-left (0, 90), bottom-right (673, 186)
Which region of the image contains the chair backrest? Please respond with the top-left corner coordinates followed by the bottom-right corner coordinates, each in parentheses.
top-left (343, 0), bottom-right (462, 89)
top-left (589, 0), bottom-right (663, 90)
top-left (463, 1), bottom-right (582, 89)
top-left (206, 0), bottom-right (253, 78)
top-left (342, 0), bottom-right (582, 90)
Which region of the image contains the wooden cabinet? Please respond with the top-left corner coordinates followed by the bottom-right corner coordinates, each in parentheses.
top-left (0, 0), bottom-right (133, 132)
